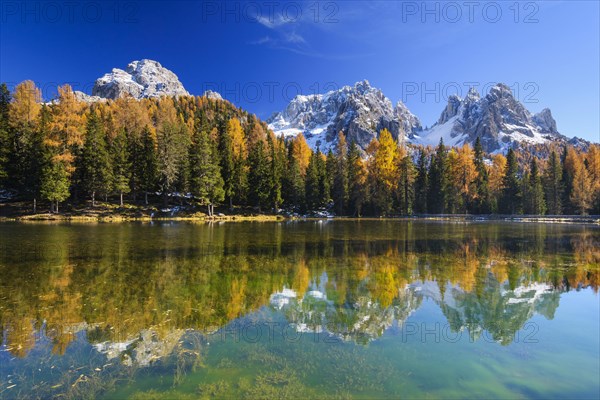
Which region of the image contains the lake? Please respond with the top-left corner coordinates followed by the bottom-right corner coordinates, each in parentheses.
top-left (0, 221), bottom-right (598, 399)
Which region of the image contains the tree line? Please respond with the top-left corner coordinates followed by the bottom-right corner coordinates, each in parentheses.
top-left (0, 81), bottom-right (599, 216)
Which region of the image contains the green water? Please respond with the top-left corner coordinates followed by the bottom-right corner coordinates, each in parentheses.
top-left (0, 221), bottom-right (598, 399)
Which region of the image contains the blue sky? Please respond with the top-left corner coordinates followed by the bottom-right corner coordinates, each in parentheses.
top-left (1, 1), bottom-right (598, 142)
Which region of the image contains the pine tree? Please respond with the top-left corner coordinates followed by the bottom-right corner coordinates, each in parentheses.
top-left (0, 83), bottom-right (11, 185)
top-left (428, 139), bottom-right (448, 214)
top-left (137, 126), bottom-right (158, 205)
top-left (156, 121), bottom-right (188, 205)
top-left (40, 160), bottom-right (70, 213)
top-left (332, 132), bottom-right (349, 215)
top-left (414, 149), bottom-right (429, 214)
top-left (268, 134), bottom-right (284, 210)
top-left (220, 119), bottom-right (235, 208)
top-left (305, 150), bottom-right (322, 211)
top-left (189, 127), bottom-right (225, 216)
top-left (248, 140), bottom-right (271, 212)
top-left (347, 142), bottom-right (367, 216)
top-left (526, 158), bottom-right (546, 215)
top-left (111, 128), bottom-right (131, 206)
top-left (543, 150), bottom-right (563, 215)
top-left (500, 148), bottom-right (521, 214)
top-left (283, 143), bottom-right (305, 211)
top-left (473, 137), bottom-right (491, 213)
top-left (80, 111), bottom-right (112, 206)
top-left (397, 154), bottom-right (416, 215)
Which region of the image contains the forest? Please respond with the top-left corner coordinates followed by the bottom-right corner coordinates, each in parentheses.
top-left (0, 80), bottom-right (599, 217)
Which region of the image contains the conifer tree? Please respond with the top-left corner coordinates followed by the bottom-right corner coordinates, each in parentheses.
top-left (40, 160), bottom-right (70, 213)
top-left (248, 140), bottom-right (271, 212)
top-left (268, 134), bottom-right (284, 210)
top-left (305, 150), bottom-right (322, 211)
top-left (397, 154), bottom-right (416, 215)
top-left (428, 139), bottom-right (448, 214)
top-left (220, 119), bottom-right (235, 208)
top-left (414, 148), bottom-right (429, 214)
top-left (80, 111), bottom-right (112, 206)
top-left (137, 126), bottom-right (158, 205)
top-left (0, 83), bottom-right (11, 184)
top-left (332, 132), bottom-right (349, 215)
top-left (543, 150), bottom-right (563, 215)
top-left (500, 148), bottom-right (521, 214)
top-left (111, 128), bottom-right (131, 206)
top-left (473, 137), bottom-right (491, 213)
top-left (567, 149), bottom-right (593, 215)
top-left (525, 158), bottom-right (546, 215)
top-left (189, 126), bottom-right (224, 216)
top-left (283, 143), bottom-right (305, 211)
top-left (347, 142), bottom-right (367, 216)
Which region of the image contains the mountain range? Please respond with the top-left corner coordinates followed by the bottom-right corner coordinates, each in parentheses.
top-left (73, 59), bottom-right (590, 153)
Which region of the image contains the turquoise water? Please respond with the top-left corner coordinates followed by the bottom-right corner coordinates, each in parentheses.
top-left (0, 221), bottom-right (598, 399)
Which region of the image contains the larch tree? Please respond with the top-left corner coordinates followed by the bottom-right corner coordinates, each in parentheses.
top-left (347, 142), bottom-right (368, 216)
top-left (488, 153), bottom-right (507, 213)
top-left (567, 149), bottom-right (593, 215)
top-left (586, 145), bottom-right (600, 214)
top-left (370, 129), bottom-right (400, 215)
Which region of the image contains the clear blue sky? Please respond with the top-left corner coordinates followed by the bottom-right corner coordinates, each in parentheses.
top-left (1, 0), bottom-right (598, 142)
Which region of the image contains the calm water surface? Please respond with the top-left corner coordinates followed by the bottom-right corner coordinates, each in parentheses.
top-left (0, 221), bottom-right (598, 399)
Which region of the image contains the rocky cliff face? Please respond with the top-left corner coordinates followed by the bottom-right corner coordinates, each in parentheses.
top-left (267, 80), bottom-right (422, 152)
top-left (415, 84), bottom-right (566, 153)
top-left (270, 81), bottom-right (586, 153)
top-left (90, 59), bottom-right (190, 99)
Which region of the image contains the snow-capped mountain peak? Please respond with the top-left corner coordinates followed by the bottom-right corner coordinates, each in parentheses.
top-left (414, 83), bottom-right (565, 153)
top-left (267, 80), bottom-right (422, 152)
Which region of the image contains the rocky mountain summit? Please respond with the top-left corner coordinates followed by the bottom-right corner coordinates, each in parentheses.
top-left (415, 84), bottom-right (567, 153)
top-left (270, 80), bottom-right (585, 153)
top-left (74, 59), bottom-right (221, 102)
top-left (267, 80), bottom-right (422, 151)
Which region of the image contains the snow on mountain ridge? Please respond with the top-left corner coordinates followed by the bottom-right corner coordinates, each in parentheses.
top-left (268, 80), bottom-right (422, 152)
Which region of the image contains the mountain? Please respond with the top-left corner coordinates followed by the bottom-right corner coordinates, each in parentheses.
top-left (413, 84), bottom-right (569, 153)
top-left (270, 81), bottom-right (586, 154)
top-left (74, 59), bottom-right (221, 102)
top-left (267, 80), bottom-right (422, 152)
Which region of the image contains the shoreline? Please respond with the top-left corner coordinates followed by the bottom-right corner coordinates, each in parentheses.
top-left (0, 213), bottom-right (598, 225)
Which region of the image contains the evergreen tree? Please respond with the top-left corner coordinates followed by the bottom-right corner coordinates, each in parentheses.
top-left (347, 142), bottom-right (368, 217)
top-left (189, 127), bottom-right (225, 216)
top-left (428, 139), bottom-right (448, 213)
top-left (305, 150), bottom-right (322, 211)
top-left (248, 140), bottom-right (271, 212)
top-left (137, 126), bottom-right (158, 205)
top-left (80, 112), bottom-right (112, 206)
top-left (525, 158), bottom-right (546, 215)
top-left (111, 128), bottom-right (131, 206)
top-left (397, 154), bottom-right (416, 215)
top-left (283, 143), bottom-right (305, 211)
top-left (219, 119), bottom-right (235, 208)
top-left (156, 121), bottom-right (188, 205)
top-left (544, 150), bottom-right (563, 215)
top-left (268, 134), bottom-right (284, 210)
top-left (414, 149), bottom-right (429, 214)
top-left (0, 83), bottom-right (11, 185)
top-left (332, 132), bottom-right (349, 215)
top-left (500, 148), bottom-right (521, 214)
top-left (40, 160), bottom-right (70, 213)
top-left (473, 137), bottom-right (491, 213)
